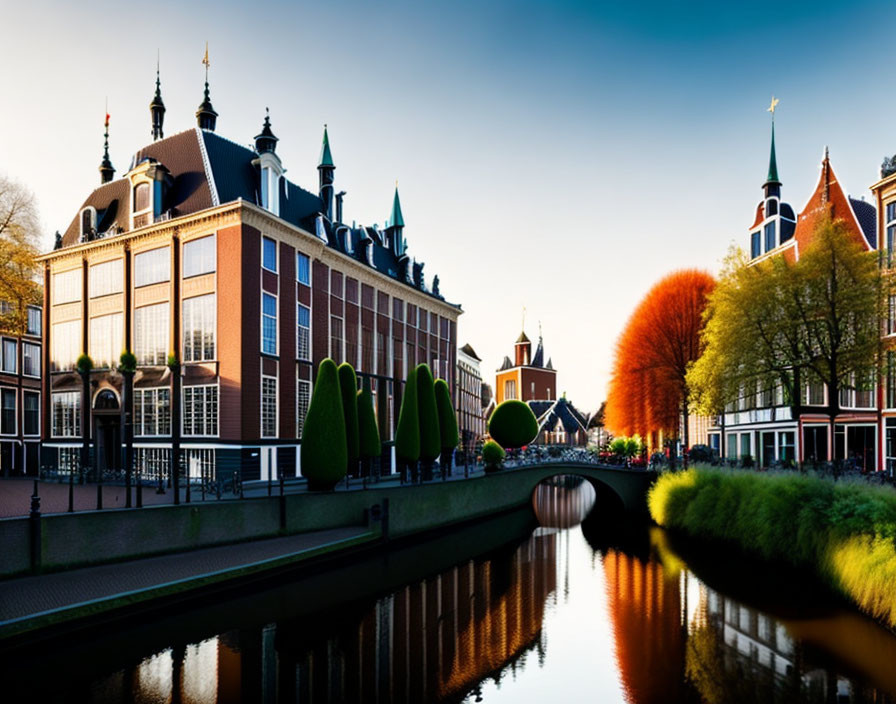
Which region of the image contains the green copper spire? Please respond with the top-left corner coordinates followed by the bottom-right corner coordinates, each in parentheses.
top-left (389, 184), bottom-right (405, 228)
top-left (319, 125), bottom-right (334, 168)
top-left (765, 121), bottom-right (780, 185)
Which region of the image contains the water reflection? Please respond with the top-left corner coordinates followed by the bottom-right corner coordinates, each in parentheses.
top-left (16, 478), bottom-right (896, 703)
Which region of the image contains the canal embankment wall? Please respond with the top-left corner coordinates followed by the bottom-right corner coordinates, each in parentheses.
top-left (649, 467), bottom-right (896, 630)
top-left (1, 463), bottom-right (653, 577)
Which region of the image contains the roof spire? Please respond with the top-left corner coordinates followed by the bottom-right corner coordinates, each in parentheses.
top-left (255, 107), bottom-right (278, 154)
top-left (765, 96), bottom-right (780, 186)
top-left (389, 183), bottom-right (405, 229)
top-left (196, 42), bottom-right (218, 131)
top-left (150, 51), bottom-right (166, 141)
top-left (99, 103), bottom-right (115, 184)
top-left (319, 124), bottom-right (334, 168)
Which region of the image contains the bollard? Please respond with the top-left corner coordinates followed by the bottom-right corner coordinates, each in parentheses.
top-left (136, 465), bottom-right (143, 508)
top-left (29, 480), bottom-right (41, 573)
top-left (68, 466), bottom-right (74, 512)
top-left (279, 472), bottom-right (286, 530)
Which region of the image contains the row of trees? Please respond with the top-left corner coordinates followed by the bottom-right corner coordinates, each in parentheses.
top-left (606, 214), bottom-right (889, 462)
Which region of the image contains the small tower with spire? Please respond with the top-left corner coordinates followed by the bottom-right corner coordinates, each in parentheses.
top-left (253, 109), bottom-right (283, 215)
top-left (196, 43), bottom-right (218, 131)
top-left (99, 110), bottom-right (115, 184)
top-left (763, 95), bottom-right (781, 201)
top-left (318, 125), bottom-right (335, 220)
top-left (385, 184), bottom-right (405, 255)
top-left (150, 56), bottom-right (165, 141)
top-left (255, 108), bottom-right (278, 154)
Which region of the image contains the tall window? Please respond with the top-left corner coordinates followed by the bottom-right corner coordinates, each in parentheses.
top-left (183, 294), bottom-right (216, 361)
top-left (418, 308), bottom-right (427, 331)
top-left (750, 231), bottom-right (761, 259)
top-left (296, 252), bottom-right (311, 285)
top-left (1, 339), bottom-right (15, 373)
top-left (52, 391), bottom-right (80, 437)
top-left (262, 376), bottom-right (277, 437)
top-left (887, 202), bottom-right (896, 267)
top-left (52, 269), bottom-right (82, 304)
top-left (23, 391), bottom-right (39, 436)
top-left (297, 304), bottom-right (310, 360)
top-left (51, 320), bottom-right (81, 371)
top-left (134, 247), bottom-right (170, 288)
top-left (361, 328), bottom-right (374, 372)
top-left (183, 235), bottom-right (216, 278)
top-left (89, 259), bottom-right (123, 298)
top-left (135, 303), bottom-right (170, 365)
top-left (22, 342), bottom-right (40, 377)
top-left (392, 298), bottom-right (403, 322)
top-left (504, 379), bottom-right (516, 400)
top-left (262, 293), bottom-right (277, 355)
top-left (330, 316), bottom-right (344, 364)
top-left (134, 388), bottom-right (171, 436)
top-left (764, 221), bottom-right (776, 252)
top-left (134, 182), bottom-right (150, 212)
top-left (26, 307), bottom-right (41, 336)
top-left (89, 313), bottom-right (123, 369)
top-left (262, 237), bottom-right (277, 272)
top-left (297, 379), bottom-right (311, 438)
top-left (183, 384), bottom-right (218, 436)
top-left (0, 389), bottom-right (14, 434)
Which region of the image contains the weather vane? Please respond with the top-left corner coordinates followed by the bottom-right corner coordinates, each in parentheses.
top-left (202, 41), bottom-right (210, 81)
top-left (767, 95), bottom-right (779, 118)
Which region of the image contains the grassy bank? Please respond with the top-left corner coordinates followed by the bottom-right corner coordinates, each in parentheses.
top-left (648, 468), bottom-right (896, 628)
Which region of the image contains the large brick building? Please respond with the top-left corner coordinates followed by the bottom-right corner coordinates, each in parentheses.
top-left (38, 72), bottom-right (460, 482)
top-left (0, 302), bottom-right (42, 476)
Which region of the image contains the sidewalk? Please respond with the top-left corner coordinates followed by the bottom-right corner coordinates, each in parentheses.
top-left (0, 525), bottom-right (375, 638)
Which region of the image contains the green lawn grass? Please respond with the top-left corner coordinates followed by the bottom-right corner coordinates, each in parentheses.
top-left (649, 467), bottom-right (896, 628)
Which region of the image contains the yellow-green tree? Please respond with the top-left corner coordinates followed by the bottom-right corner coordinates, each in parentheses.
top-left (689, 216), bottom-right (887, 458)
top-left (0, 176), bottom-right (41, 334)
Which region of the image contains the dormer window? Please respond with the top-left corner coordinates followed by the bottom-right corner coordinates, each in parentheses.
top-left (80, 207), bottom-right (97, 241)
top-left (260, 167), bottom-right (280, 215)
top-left (126, 160), bottom-right (170, 231)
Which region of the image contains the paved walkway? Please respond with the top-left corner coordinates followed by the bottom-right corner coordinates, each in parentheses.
top-left (0, 525), bottom-right (374, 628)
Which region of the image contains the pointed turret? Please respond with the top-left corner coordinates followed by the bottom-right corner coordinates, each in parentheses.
top-left (765, 121), bottom-right (780, 187)
top-left (318, 125), bottom-right (335, 220)
top-left (514, 331), bottom-right (531, 366)
top-left (150, 60), bottom-right (165, 141)
top-left (99, 111), bottom-right (115, 184)
top-left (255, 108), bottom-right (278, 154)
top-left (390, 186), bottom-right (405, 228)
top-left (385, 184), bottom-right (405, 255)
top-left (196, 43), bottom-right (218, 131)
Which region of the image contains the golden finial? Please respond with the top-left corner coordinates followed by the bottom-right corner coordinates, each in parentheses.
top-left (767, 95), bottom-right (779, 115)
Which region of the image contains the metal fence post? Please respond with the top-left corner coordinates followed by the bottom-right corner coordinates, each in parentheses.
top-left (29, 480), bottom-right (41, 573)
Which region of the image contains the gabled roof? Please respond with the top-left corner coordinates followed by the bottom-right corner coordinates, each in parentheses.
top-left (529, 397), bottom-right (588, 436)
top-left (499, 356), bottom-right (513, 371)
top-left (459, 343), bottom-right (481, 361)
top-left (531, 338), bottom-right (544, 367)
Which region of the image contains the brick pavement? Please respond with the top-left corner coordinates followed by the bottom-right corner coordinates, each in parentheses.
top-left (0, 526), bottom-right (373, 625)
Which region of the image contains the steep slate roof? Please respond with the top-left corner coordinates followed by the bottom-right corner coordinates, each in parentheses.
top-left (499, 356), bottom-right (513, 371)
top-left (531, 338), bottom-right (544, 367)
top-left (459, 343), bottom-right (481, 361)
top-left (529, 397), bottom-right (588, 436)
top-left (59, 125), bottom-right (454, 305)
top-left (849, 197), bottom-right (877, 249)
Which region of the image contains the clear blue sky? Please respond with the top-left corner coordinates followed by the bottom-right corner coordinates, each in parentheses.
top-left (2, 0), bottom-right (893, 411)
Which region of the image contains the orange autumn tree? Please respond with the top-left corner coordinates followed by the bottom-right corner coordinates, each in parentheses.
top-left (606, 270), bottom-right (715, 459)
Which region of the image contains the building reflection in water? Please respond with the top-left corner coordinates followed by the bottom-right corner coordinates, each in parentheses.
top-left (88, 480), bottom-right (610, 704)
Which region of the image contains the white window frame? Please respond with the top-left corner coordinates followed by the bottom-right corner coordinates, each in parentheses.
top-left (22, 342), bottom-right (40, 378)
top-left (0, 387), bottom-right (16, 436)
top-left (88, 259), bottom-right (124, 299)
top-left (261, 375), bottom-right (278, 438)
top-left (52, 268), bottom-right (82, 305)
top-left (1, 338), bottom-right (17, 374)
top-left (182, 382), bottom-right (219, 437)
top-left (296, 252), bottom-right (311, 285)
top-left (297, 378), bottom-right (311, 439)
top-left (23, 389), bottom-right (40, 437)
top-left (261, 292), bottom-right (278, 356)
top-left (134, 246), bottom-right (171, 288)
top-left (133, 387), bottom-right (171, 437)
top-left (51, 391), bottom-right (81, 438)
top-left (182, 234), bottom-right (217, 279)
top-left (261, 236), bottom-right (278, 273)
top-left (296, 303), bottom-right (311, 361)
top-left (182, 293), bottom-right (217, 362)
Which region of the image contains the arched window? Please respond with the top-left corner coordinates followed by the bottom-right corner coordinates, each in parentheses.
top-left (94, 389), bottom-right (119, 410)
top-left (80, 208), bottom-right (96, 240)
top-left (134, 183), bottom-right (150, 212)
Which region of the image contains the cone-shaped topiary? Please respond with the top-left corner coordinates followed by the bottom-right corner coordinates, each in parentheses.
top-left (482, 440), bottom-right (506, 472)
top-left (301, 358), bottom-right (347, 490)
top-left (416, 364), bottom-right (441, 463)
top-left (488, 399), bottom-right (538, 449)
top-left (358, 376), bottom-right (381, 459)
top-left (435, 378), bottom-right (459, 473)
top-left (395, 366), bottom-right (420, 467)
top-left (338, 363), bottom-right (360, 472)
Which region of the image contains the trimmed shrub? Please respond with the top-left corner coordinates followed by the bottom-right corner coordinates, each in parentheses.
top-left (338, 363), bottom-right (360, 470)
top-left (300, 359), bottom-right (347, 490)
top-left (488, 400), bottom-right (538, 449)
top-left (119, 351), bottom-right (137, 373)
top-left (649, 467), bottom-right (896, 629)
top-left (357, 377), bottom-right (381, 459)
top-left (435, 379), bottom-right (459, 473)
top-left (76, 354), bottom-right (93, 375)
top-left (482, 440), bottom-right (506, 472)
top-left (416, 364), bottom-right (441, 463)
top-left (395, 366), bottom-right (420, 463)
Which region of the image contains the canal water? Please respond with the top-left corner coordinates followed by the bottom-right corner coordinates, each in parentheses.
top-left (8, 477), bottom-right (896, 703)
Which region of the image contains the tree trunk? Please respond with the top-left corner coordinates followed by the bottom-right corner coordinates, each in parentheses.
top-left (681, 390), bottom-right (690, 469)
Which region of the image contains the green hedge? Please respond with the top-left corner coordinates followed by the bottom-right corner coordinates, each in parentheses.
top-left (649, 468), bottom-right (896, 628)
top-left (357, 377), bottom-right (381, 459)
top-left (416, 364), bottom-right (441, 462)
top-left (488, 400), bottom-right (538, 449)
top-left (300, 359), bottom-right (347, 489)
top-left (338, 363), bottom-right (360, 467)
top-left (482, 440), bottom-right (506, 470)
top-left (395, 366), bottom-right (420, 462)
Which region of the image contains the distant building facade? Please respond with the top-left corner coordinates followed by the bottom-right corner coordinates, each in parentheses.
top-left (38, 73), bottom-right (460, 482)
top-left (0, 302), bottom-right (42, 476)
top-left (456, 343), bottom-right (486, 448)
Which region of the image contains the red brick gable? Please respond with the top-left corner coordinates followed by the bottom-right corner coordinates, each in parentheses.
top-left (793, 155), bottom-right (871, 258)
top-left (750, 201), bottom-right (764, 229)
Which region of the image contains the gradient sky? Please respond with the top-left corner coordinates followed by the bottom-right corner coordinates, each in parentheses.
top-left (2, 0), bottom-right (894, 412)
